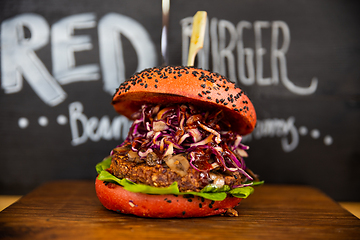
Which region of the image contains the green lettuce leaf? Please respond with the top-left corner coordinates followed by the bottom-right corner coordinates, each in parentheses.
top-left (98, 170), bottom-right (180, 194)
top-left (229, 186), bottom-right (254, 198)
top-left (248, 180), bottom-right (265, 186)
top-left (96, 157), bottom-right (261, 201)
top-left (96, 156), bottom-right (112, 174)
top-left (200, 184), bottom-right (231, 193)
top-left (178, 191), bottom-right (228, 201)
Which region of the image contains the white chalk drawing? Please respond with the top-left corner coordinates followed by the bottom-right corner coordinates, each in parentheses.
top-left (18, 118), bottom-right (29, 129)
top-left (299, 126), bottom-right (308, 136)
top-left (57, 115), bottom-right (68, 125)
top-left (17, 111), bottom-right (332, 152)
top-left (51, 13), bottom-right (100, 84)
top-left (98, 13), bottom-right (157, 95)
top-left (1, 13), bottom-right (157, 105)
top-left (1, 13), bottom-right (67, 106)
top-left (243, 117), bottom-right (333, 152)
top-left (69, 101), bottom-right (132, 146)
top-left (324, 135), bottom-right (333, 146)
top-left (180, 18), bottom-right (318, 95)
top-left (38, 116), bottom-right (49, 127)
top-left (3, 13), bottom-right (331, 152)
top-left (310, 129), bottom-right (321, 139)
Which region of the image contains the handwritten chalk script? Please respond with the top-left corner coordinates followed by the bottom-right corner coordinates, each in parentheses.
top-left (181, 18), bottom-right (318, 95)
top-left (1, 13), bottom-right (320, 151)
top-left (68, 100), bottom-right (300, 153)
top-left (243, 116), bottom-right (298, 152)
top-left (1, 13), bottom-right (318, 107)
top-left (1, 13), bottom-right (157, 106)
top-left (69, 101), bottom-right (132, 146)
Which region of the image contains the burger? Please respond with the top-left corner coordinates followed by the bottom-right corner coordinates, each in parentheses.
top-left (95, 65), bottom-right (261, 218)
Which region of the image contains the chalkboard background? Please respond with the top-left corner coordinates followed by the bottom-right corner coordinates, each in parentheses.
top-left (1, 0), bottom-right (359, 201)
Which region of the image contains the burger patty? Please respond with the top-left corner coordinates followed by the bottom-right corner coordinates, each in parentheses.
top-left (109, 151), bottom-right (245, 192)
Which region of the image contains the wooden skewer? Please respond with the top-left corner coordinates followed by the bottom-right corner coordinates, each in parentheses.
top-left (187, 11), bottom-right (207, 66)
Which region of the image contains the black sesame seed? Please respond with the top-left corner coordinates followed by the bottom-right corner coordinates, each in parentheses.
top-left (198, 93), bottom-right (203, 97)
top-left (201, 84), bottom-right (206, 88)
top-left (207, 96), bottom-right (211, 100)
top-left (155, 85), bottom-right (157, 88)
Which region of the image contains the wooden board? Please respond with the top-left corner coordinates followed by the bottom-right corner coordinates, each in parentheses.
top-left (0, 181), bottom-right (359, 239)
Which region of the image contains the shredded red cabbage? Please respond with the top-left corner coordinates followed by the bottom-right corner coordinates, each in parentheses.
top-left (116, 104), bottom-right (253, 181)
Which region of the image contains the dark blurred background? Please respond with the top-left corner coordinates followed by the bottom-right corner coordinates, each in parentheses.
top-left (0, 0), bottom-right (359, 201)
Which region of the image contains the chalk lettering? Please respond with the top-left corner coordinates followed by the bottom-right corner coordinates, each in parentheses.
top-left (218, 19), bottom-right (238, 81)
top-left (271, 21), bottom-right (318, 95)
top-left (1, 13), bottom-right (157, 105)
top-left (52, 13), bottom-right (100, 84)
top-left (98, 13), bottom-right (157, 95)
top-left (237, 21), bottom-right (255, 85)
top-left (1, 13), bottom-right (66, 106)
top-left (244, 116), bottom-right (299, 152)
top-left (254, 21), bottom-right (272, 86)
top-left (181, 18), bottom-right (318, 95)
top-left (69, 101), bottom-right (132, 146)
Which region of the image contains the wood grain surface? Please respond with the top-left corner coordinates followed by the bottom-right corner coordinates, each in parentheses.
top-left (0, 181), bottom-right (359, 239)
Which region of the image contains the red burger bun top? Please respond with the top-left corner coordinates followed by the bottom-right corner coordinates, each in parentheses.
top-left (112, 66), bottom-right (256, 135)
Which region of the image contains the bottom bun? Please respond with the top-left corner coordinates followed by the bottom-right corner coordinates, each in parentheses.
top-left (95, 177), bottom-right (242, 218)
